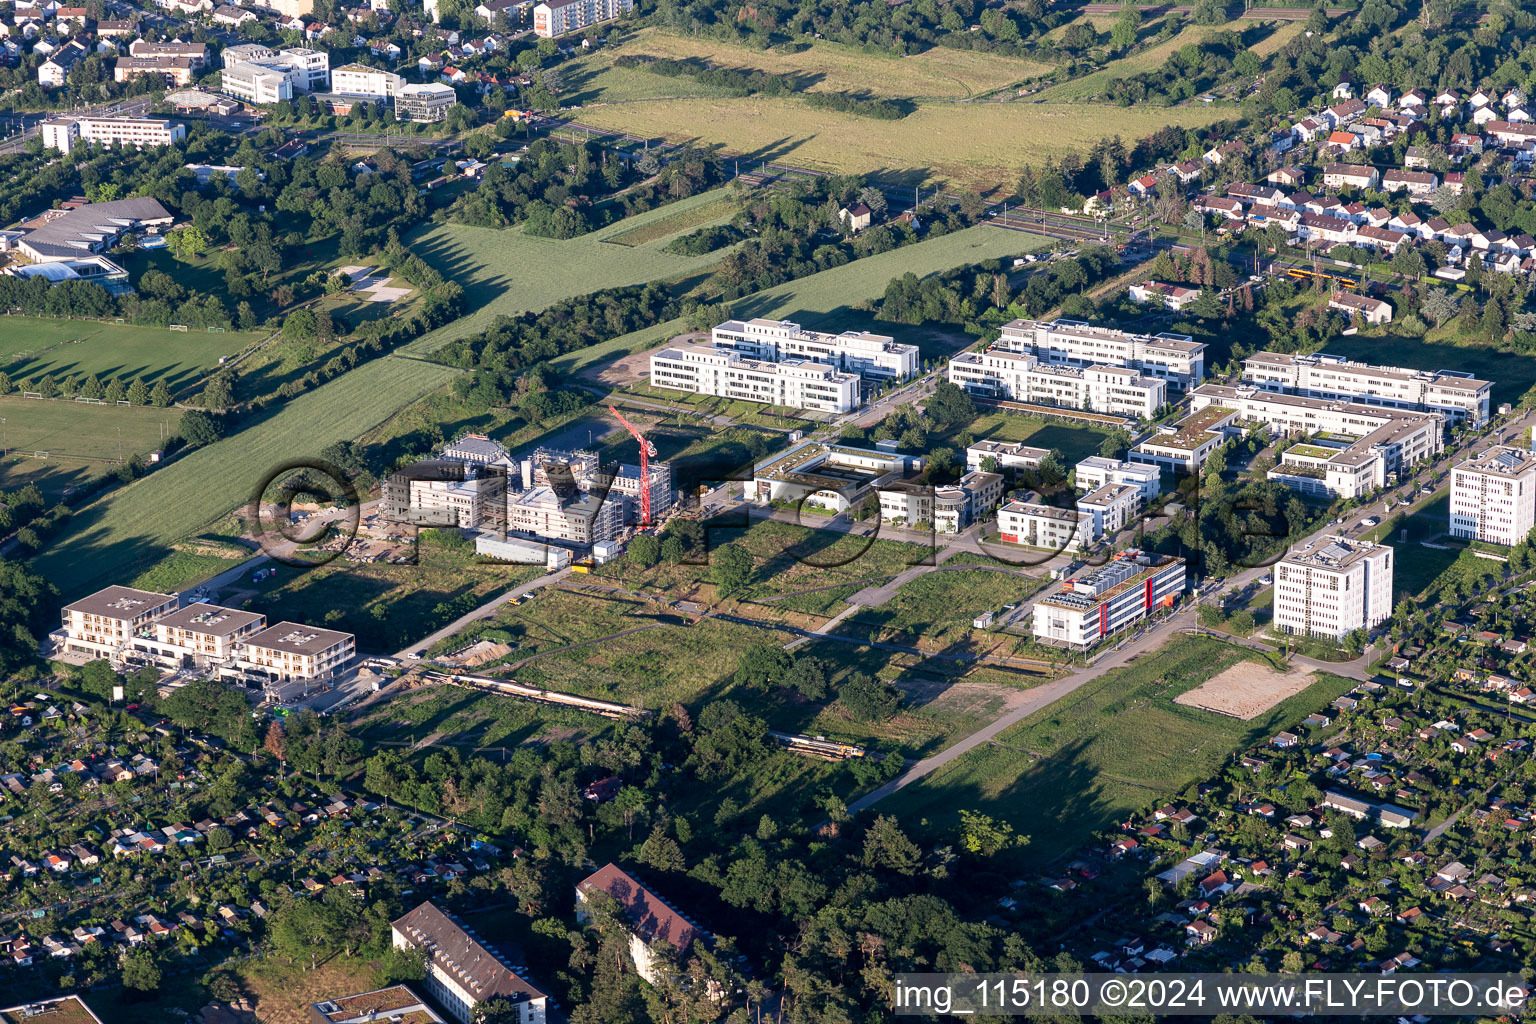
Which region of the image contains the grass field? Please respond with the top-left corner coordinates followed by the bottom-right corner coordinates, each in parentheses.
top-left (1034, 24), bottom-right (1220, 102)
top-left (1365, 492), bottom-right (1466, 599)
top-left (30, 355), bottom-right (462, 598)
top-left (551, 224), bottom-right (1054, 378)
top-left (0, 317), bottom-right (262, 392)
top-left (566, 98), bottom-right (1231, 191)
top-left (839, 568), bottom-right (1046, 646)
top-left (130, 542), bottom-right (249, 594)
top-left (402, 187), bottom-right (743, 353)
top-left (0, 395), bottom-right (182, 496)
top-left (963, 411), bottom-right (1112, 464)
top-left (602, 193), bottom-right (739, 246)
top-left (882, 634), bottom-right (1356, 866)
top-left (568, 28), bottom-right (1051, 102)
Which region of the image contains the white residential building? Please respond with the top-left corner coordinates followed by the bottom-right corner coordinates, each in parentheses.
top-left (997, 500), bottom-right (1093, 553)
top-left (393, 902), bottom-right (548, 1023)
top-left (1328, 291), bottom-right (1394, 325)
top-left (994, 318), bottom-right (1206, 388)
top-left (1076, 482), bottom-right (1141, 537)
top-left (711, 317), bottom-right (918, 381)
top-left (650, 342), bottom-right (859, 413)
top-left (1032, 552), bottom-right (1186, 647)
top-left (1274, 535), bottom-right (1393, 640)
top-left (1242, 350), bottom-right (1491, 427)
top-left (237, 622), bottom-right (355, 682)
top-left (41, 116), bottom-right (186, 154)
top-left (947, 348), bottom-right (1166, 419)
top-left (576, 864), bottom-right (697, 986)
top-left (533, 0), bottom-right (632, 36)
top-left (1450, 445), bottom-right (1536, 545)
top-left (58, 586), bottom-right (177, 661)
top-left (876, 471), bottom-right (1002, 533)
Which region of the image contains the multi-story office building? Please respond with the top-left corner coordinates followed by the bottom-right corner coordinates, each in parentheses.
top-left (141, 603), bottom-right (267, 668)
top-left (967, 439), bottom-right (1050, 474)
top-left (1243, 350), bottom-right (1491, 427)
top-left (1074, 457), bottom-right (1161, 504)
top-left (384, 460), bottom-right (510, 529)
top-left (1031, 552), bottom-right (1187, 647)
top-left (947, 348), bottom-right (1166, 419)
top-left (238, 622), bottom-right (356, 683)
top-left (997, 500), bottom-right (1094, 553)
top-left (1451, 445), bottom-right (1536, 545)
top-left (533, 0), bottom-right (632, 36)
top-left (58, 586), bottom-right (177, 660)
top-left (1131, 404), bottom-right (1240, 473)
top-left (1274, 535), bottom-right (1393, 640)
top-left (1187, 384), bottom-right (1444, 499)
top-left (876, 470), bottom-right (1002, 533)
top-left (711, 317), bottom-right (918, 381)
top-left (395, 82), bottom-right (457, 122)
top-left (1076, 482), bottom-right (1141, 537)
top-left (504, 486), bottom-right (622, 546)
top-left (392, 902), bottom-right (548, 1024)
top-left (752, 441), bottom-right (918, 511)
top-left (330, 62), bottom-right (404, 100)
top-left (650, 342), bottom-right (859, 413)
top-left (576, 864), bottom-right (698, 986)
top-left (220, 45), bottom-right (330, 102)
top-left (996, 318), bottom-right (1207, 388)
top-left (41, 116), bottom-right (186, 155)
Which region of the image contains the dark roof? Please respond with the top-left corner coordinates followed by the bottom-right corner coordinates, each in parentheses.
top-left (578, 863), bottom-right (697, 953)
top-left (391, 902), bottom-right (546, 1005)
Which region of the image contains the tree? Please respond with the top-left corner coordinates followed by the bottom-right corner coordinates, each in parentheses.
top-left (839, 671), bottom-right (900, 721)
top-left (149, 380), bottom-right (172, 407)
top-left (178, 409), bottom-right (223, 448)
top-left (127, 377), bottom-right (150, 405)
top-left (857, 185), bottom-right (887, 218)
top-left (958, 809), bottom-right (1022, 856)
top-left (710, 542), bottom-right (754, 597)
top-left (122, 948), bottom-right (162, 992)
top-left (202, 373), bottom-right (234, 410)
top-left (733, 643), bottom-right (791, 689)
top-left (1099, 426), bottom-right (1134, 459)
top-left (627, 533), bottom-right (659, 567)
top-left (783, 656), bottom-right (830, 699)
top-left (925, 381), bottom-right (977, 429)
top-left (861, 815), bottom-right (922, 875)
top-left (265, 720), bottom-right (287, 762)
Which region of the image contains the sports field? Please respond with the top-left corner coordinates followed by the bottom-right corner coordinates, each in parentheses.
top-left (568, 29), bottom-right (1051, 103)
top-left (0, 396), bottom-right (181, 496)
top-left (882, 635), bottom-right (1355, 865)
top-left (402, 187), bottom-right (742, 353)
top-left (551, 223), bottom-right (1054, 377)
top-left (566, 99), bottom-right (1230, 191)
top-left (0, 317), bottom-right (262, 392)
top-left (31, 355), bottom-right (461, 597)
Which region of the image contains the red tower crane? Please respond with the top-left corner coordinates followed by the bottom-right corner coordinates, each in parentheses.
top-left (608, 405), bottom-right (658, 527)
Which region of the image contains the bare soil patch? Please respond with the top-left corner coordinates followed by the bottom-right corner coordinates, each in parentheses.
top-left (582, 330), bottom-right (706, 386)
top-left (1174, 659), bottom-right (1315, 719)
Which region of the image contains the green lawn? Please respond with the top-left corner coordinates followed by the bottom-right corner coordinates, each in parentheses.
top-left (0, 317), bottom-right (263, 392)
top-left (0, 395), bottom-right (179, 462)
top-left (882, 635), bottom-right (1356, 866)
top-left (1365, 492), bottom-right (1465, 599)
top-left (30, 355), bottom-right (462, 598)
top-left (839, 569), bottom-right (1046, 645)
top-left (962, 411), bottom-right (1112, 464)
top-left (401, 187), bottom-right (744, 354)
top-left (552, 224), bottom-right (1054, 379)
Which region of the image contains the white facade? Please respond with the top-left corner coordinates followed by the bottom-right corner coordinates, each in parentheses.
top-left (967, 439), bottom-right (1050, 473)
top-left (712, 317), bottom-right (918, 381)
top-left (59, 586), bottom-right (178, 661)
top-left (533, 0), bottom-right (632, 36)
top-left (651, 342), bottom-right (859, 413)
top-left (221, 47), bottom-right (329, 103)
top-left (947, 348), bottom-right (1166, 419)
top-left (1032, 552), bottom-right (1186, 647)
top-left (1451, 446), bottom-right (1536, 545)
top-left (995, 318), bottom-right (1206, 388)
top-left (1074, 457), bottom-right (1161, 504)
top-left (1076, 482), bottom-right (1141, 537)
top-left (396, 82), bottom-right (456, 122)
top-left (1274, 535), bottom-right (1393, 640)
top-left (41, 116), bottom-right (187, 155)
top-left (997, 500), bottom-right (1093, 553)
top-left (331, 62), bottom-right (404, 100)
top-left (1242, 350), bottom-right (1490, 427)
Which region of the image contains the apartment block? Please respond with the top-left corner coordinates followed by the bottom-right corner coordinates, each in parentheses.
top-left (966, 439), bottom-right (1051, 473)
top-left (995, 318), bottom-right (1207, 388)
top-left (1189, 384), bottom-right (1444, 499)
top-left (113, 55), bottom-right (196, 87)
top-left (576, 864), bottom-right (698, 986)
top-left (240, 622), bottom-right (356, 683)
top-left (997, 500), bottom-right (1094, 553)
top-left (1032, 552), bottom-right (1187, 647)
top-left (41, 116), bottom-right (186, 155)
top-left (533, 0), bottom-right (633, 36)
top-left (129, 39), bottom-right (209, 68)
top-left (1274, 535), bottom-right (1393, 639)
top-left (392, 902), bottom-right (548, 1024)
top-left (1242, 350), bottom-right (1489, 426)
top-left (141, 603), bottom-right (267, 668)
top-left (1074, 457), bottom-right (1161, 504)
top-left (711, 317), bottom-right (918, 381)
top-left (1076, 482), bottom-right (1141, 537)
top-left (1451, 445), bottom-right (1536, 545)
top-left (947, 348), bottom-right (1166, 418)
top-left (650, 342), bottom-right (859, 413)
top-left (59, 586), bottom-right (177, 660)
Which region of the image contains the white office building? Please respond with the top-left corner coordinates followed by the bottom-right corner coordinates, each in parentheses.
top-left (1074, 457), bottom-right (1161, 504)
top-left (1076, 482), bottom-right (1141, 537)
top-left (1032, 552), bottom-right (1187, 647)
top-left (876, 471), bottom-right (1003, 534)
top-left (1243, 350), bottom-right (1491, 427)
top-left (395, 82), bottom-right (457, 122)
top-left (947, 348), bottom-right (1166, 419)
top-left (1274, 535), bottom-right (1393, 640)
top-left (651, 342), bottom-right (859, 413)
top-left (997, 500), bottom-right (1094, 553)
top-left (220, 45), bottom-right (329, 103)
top-left (41, 116), bottom-right (186, 155)
top-left (711, 317), bottom-right (918, 381)
top-left (996, 318), bottom-right (1207, 388)
top-left (967, 439), bottom-right (1050, 474)
top-left (1451, 445), bottom-right (1536, 545)
top-left (330, 62), bottom-right (405, 100)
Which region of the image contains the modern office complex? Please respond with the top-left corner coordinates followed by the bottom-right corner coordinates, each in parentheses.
top-left (1450, 445), bottom-right (1536, 545)
top-left (752, 442), bottom-right (919, 512)
top-left (1074, 457), bottom-right (1162, 504)
top-left (650, 342), bottom-right (860, 413)
top-left (995, 318), bottom-right (1207, 388)
top-left (947, 347), bottom-right (1167, 419)
top-left (967, 439), bottom-right (1050, 473)
top-left (1274, 535), bottom-right (1393, 639)
top-left (1031, 551), bottom-right (1187, 647)
top-left (1131, 404), bottom-right (1241, 473)
top-left (711, 317), bottom-right (919, 381)
top-left (220, 45), bottom-right (329, 103)
top-left (41, 116), bottom-right (186, 155)
top-left (392, 902), bottom-right (548, 1024)
top-left (1242, 351), bottom-right (1492, 427)
top-left (395, 82), bottom-right (457, 122)
top-left (329, 62), bottom-right (405, 101)
top-left (876, 470), bottom-right (1003, 533)
top-left (996, 500), bottom-right (1094, 553)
